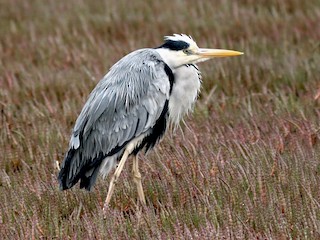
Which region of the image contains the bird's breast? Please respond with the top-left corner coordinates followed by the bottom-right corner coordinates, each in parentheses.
top-left (168, 64), bottom-right (201, 124)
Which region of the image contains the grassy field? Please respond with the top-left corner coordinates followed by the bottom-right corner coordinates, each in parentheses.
top-left (1, 0), bottom-right (320, 238)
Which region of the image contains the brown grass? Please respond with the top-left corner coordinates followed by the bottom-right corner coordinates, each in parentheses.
top-left (1, 0), bottom-right (320, 238)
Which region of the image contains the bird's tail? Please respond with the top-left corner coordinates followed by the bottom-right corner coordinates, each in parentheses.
top-left (58, 148), bottom-right (79, 190)
top-left (58, 149), bottom-right (105, 191)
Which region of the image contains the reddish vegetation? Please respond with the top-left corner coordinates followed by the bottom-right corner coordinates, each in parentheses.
top-left (0, 0), bottom-right (319, 239)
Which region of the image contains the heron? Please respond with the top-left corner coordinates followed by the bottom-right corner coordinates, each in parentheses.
top-left (58, 34), bottom-right (243, 212)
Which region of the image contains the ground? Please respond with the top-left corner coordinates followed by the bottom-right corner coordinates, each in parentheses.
top-left (0, 0), bottom-right (319, 239)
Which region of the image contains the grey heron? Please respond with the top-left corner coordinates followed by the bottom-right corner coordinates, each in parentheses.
top-left (58, 34), bottom-right (242, 212)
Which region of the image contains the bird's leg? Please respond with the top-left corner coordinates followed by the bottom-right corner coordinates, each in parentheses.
top-left (132, 155), bottom-right (146, 205)
top-left (103, 149), bottom-right (130, 212)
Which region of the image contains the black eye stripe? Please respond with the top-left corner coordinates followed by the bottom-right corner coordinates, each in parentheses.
top-left (158, 40), bottom-right (190, 51)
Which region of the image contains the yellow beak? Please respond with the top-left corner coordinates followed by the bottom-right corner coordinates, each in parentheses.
top-left (197, 48), bottom-right (243, 58)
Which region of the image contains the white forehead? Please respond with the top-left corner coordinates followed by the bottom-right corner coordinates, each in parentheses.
top-left (164, 34), bottom-right (198, 49)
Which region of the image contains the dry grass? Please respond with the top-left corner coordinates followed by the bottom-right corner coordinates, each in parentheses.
top-left (1, 0), bottom-right (320, 239)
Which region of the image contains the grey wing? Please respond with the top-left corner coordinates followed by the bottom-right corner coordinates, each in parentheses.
top-left (58, 49), bottom-right (170, 190)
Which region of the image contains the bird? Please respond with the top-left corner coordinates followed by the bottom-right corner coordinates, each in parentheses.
top-left (57, 34), bottom-right (243, 212)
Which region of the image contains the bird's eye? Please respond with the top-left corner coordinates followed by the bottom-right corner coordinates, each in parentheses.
top-left (183, 49), bottom-right (192, 55)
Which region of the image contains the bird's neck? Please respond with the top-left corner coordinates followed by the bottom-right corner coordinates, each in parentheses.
top-left (154, 48), bottom-right (185, 69)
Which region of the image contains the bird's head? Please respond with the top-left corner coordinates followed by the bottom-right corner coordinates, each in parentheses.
top-left (156, 34), bottom-right (243, 69)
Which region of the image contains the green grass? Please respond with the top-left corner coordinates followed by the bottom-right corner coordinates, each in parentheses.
top-left (1, 0), bottom-right (320, 238)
